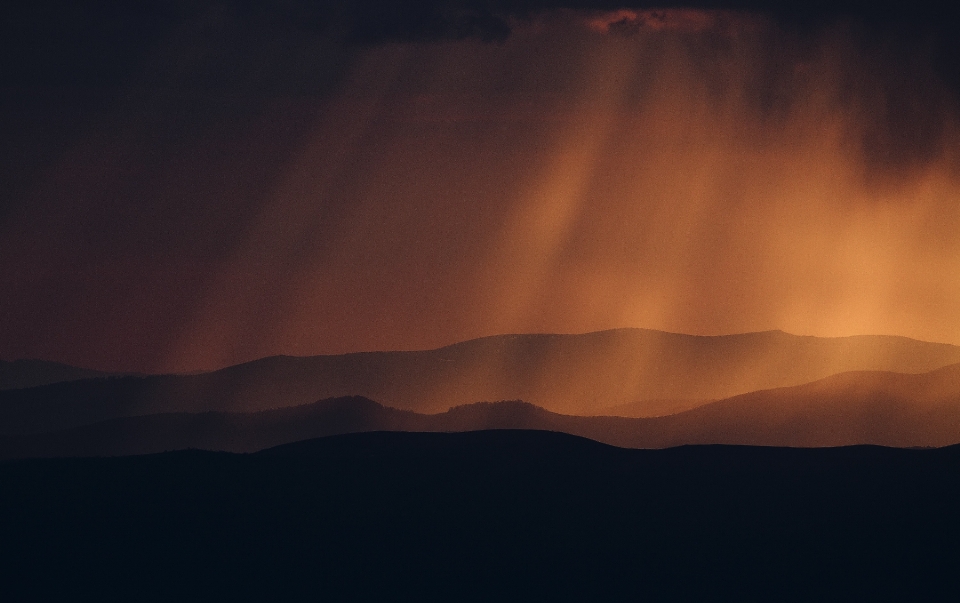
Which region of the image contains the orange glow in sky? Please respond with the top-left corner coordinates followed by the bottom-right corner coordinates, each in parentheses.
top-left (2, 9), bottom-right (960, 372)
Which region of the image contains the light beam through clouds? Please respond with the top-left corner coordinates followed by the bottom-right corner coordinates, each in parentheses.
top-left (2, 7), bottom-right (960, 372)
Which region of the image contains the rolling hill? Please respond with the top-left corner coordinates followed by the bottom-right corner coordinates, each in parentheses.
top-left (3, 328), bottom-right (960, 435)
top-left (5, 361), bottom-right (960, 457)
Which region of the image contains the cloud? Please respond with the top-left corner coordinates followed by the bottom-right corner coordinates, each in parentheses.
top-left (584, 8), bottom-right (732, 34)
top-left (4, 2), bottom-right (958, 68)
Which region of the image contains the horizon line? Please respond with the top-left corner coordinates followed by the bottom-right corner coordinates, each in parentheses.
top-left (7, 326), bottom-right (959, 375)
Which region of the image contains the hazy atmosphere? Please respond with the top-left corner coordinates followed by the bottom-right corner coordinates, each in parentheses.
top-left (4, 1), bottom-right (960, 372)
top-left (5, 4), bottom-right (960, 598)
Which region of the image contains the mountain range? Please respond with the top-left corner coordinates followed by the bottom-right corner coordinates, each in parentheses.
top-left (4, 359), bottom-right (960, 458)
top-left (4, 329), bottom-right (960, 440)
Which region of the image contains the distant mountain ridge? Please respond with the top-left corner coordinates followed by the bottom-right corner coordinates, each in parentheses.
top-left (3, 329), bottom-right (960, 436)
top-left (0, 359), bottom-right (114, 390)
top-left (4, 361), bottom-right (960, 458)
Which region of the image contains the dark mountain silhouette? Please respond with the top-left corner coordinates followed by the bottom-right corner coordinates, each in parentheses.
top-left (4, 328), bottom-right (960, 435)
top-left (0, 359), bottom-right (112, 390)
top-left (5, 361), bottom-right (960, 458)
top-left (1, 430), bottom-right (959, 600)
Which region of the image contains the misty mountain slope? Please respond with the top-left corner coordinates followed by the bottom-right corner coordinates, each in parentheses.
top-left (6, 363), bottom-right (960, 458)
top-left (0, 396), bottom-right (421, 459)
top-left (598, 398), bottom-right (713, 417)
top-left (0, 376), bottom-right (211, 435)
top-left (0, 359), bottom-right (113, 390)
top-left (393, 329), bottom-right (960, 414)
top-left (0, 397), bottom-right (569, 459)
top-left (4, 329), bottom-right (960, 436)
top-left (620, 362), bottom-right (960, 448)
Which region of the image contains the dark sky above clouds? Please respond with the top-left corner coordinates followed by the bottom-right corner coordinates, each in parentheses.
top-left (3, 1), bottom-right (960, 372)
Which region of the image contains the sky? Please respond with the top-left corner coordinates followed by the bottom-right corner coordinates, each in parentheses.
top-left (3, 1), bottom-right (960, 373)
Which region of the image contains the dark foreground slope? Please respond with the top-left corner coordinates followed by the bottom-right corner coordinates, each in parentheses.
top-left (1, 431), bottom-right (959, 601)
top-left (5, 329), bottom-right (960, 435)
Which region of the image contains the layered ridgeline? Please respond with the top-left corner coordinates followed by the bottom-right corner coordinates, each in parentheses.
top-left (3, 329), bottom-right (960, 436)
top-left (4, 361), bottom-right (960, 458)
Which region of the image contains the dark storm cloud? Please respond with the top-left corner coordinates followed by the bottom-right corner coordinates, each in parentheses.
top-left (3, 0), bottom-right (957, 197)
top-left (2, 1), bottom-right (957, 93)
